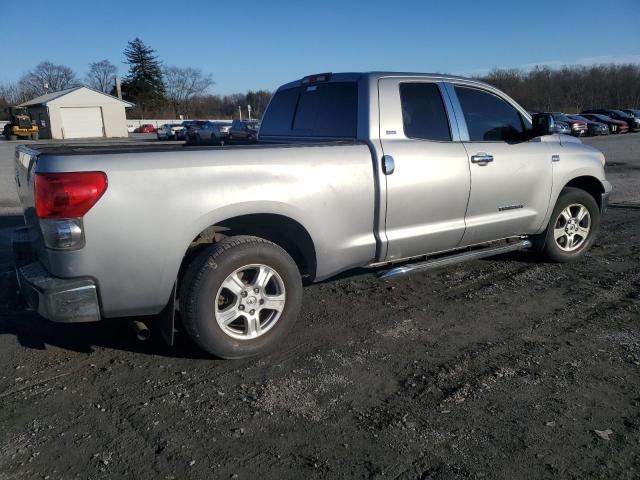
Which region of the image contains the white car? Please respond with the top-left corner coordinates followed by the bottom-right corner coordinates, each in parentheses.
top-left (157, 123), bottom-right (184, 140)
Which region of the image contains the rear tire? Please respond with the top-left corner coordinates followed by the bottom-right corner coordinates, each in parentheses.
top-left (179, 236), bottom-right (303, 359)
top-left (537, 187), bottom-right (600, 262)
top-left (9, 135), bottom-right (17, 141)
top-left (32, 132), bottom-right (39, 140)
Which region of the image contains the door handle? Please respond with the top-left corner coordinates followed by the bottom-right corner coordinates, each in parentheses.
top-left (470, 153), bottom-right (494, 165)
top-left (382, 155), bottom-right (395, 175)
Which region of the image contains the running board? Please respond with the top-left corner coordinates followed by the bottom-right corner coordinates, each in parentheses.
top-left (379, 239), bottom-right (532, 279)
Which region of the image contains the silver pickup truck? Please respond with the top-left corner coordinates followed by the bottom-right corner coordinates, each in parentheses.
top-left (13, 72), bottom-right (611, 358)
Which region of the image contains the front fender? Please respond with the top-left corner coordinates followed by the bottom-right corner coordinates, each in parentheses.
top-left (538, 142), bottom-right (608, 233)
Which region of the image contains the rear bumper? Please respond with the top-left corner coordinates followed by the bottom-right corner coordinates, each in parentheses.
top-left (12, 227), bottom-right (101, 323)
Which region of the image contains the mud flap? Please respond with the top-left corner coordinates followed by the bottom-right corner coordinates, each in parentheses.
top-left (159, 283), bottom-right (177, 346)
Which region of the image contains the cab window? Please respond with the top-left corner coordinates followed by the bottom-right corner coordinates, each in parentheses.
top-left (454, 86), bottom-right (525, 142)
top-left (399, 82), bottom-right (451, 141)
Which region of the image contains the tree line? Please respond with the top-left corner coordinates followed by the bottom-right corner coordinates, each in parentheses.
top-left (0, 37), bottom-right (272, 121)
top-left (3, 39), bottom-right (639, 122)
top-left (476, 64), bottom-right (640, 113)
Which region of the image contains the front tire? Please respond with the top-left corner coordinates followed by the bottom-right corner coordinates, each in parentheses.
top-left (539, 187), bottom-right (600, 262)
top-left (179, 236), bottom-right (303, 359)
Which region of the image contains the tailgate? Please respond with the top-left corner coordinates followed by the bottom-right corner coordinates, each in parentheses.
top-left (14, 145), bottom-right (39, 223)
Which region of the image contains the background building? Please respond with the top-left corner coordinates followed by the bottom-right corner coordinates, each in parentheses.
top-left (19, 87), bottom-right (133, 139)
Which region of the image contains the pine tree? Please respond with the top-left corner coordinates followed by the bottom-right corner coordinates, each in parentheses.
top-left (121, 38), bottom-right (165, 114)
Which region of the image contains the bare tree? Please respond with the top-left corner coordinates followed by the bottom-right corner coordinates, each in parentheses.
top-left (18, 62), bottom-right (80, 98)
top-left (0, 81), bottom-right (28, 120)
top-left (85, 59), bottom-right (118, 93)
top-left (0, 81), bottom-right (25, 105)
top-left (163, 66), bottom-right (214, 117)
top-left (480, 63), bottom-right (640, 112)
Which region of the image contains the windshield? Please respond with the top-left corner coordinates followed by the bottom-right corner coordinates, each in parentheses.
top-left (610, 110), bottom-right (630, 118)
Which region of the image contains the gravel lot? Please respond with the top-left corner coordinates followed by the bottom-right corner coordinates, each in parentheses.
top-left (0, 134), bottom-right (639, 479)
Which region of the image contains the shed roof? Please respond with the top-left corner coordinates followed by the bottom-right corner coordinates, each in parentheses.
top-left (19, 86), bottom-right (134, 107)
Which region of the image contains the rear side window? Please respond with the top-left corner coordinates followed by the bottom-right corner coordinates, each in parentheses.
top-left (454, 86), bottom-right (525, 142)
top-left (399, 83), bottom-right (451, 141)
top-left (260, 82), bottom-right (358, 138)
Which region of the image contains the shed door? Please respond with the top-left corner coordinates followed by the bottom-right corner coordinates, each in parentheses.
top-left (60, 107), bottom-right (104, 138)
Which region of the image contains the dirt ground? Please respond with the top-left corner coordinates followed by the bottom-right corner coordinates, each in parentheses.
top-left (0, 134), bottom-right (639, 479)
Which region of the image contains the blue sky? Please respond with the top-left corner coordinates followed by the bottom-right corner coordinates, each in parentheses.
top-left (1, 0), bottom-right (639, 95)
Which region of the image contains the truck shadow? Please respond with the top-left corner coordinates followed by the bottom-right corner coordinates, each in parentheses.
top-left (0, 292), bottom-right (213, 360)
top-left (0, 289), bottom-right (212, 360)
top-left (0, 213), bottom-right (211, 359)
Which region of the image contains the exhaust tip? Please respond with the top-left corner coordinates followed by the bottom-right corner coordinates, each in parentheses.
top-left (132, 320), bottom-right (151, 341)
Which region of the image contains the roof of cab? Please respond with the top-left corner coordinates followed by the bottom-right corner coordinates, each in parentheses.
top-left (276, 72), bottom-right (491, 91)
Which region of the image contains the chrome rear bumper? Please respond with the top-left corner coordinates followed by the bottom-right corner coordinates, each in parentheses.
top-left (12, 227), bottom-right (101, 323)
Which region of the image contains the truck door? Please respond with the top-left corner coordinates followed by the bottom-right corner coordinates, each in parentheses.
top-left (449, 84), bottom-right (554, 246)
top-left (378, 78), bottom-right (471, 261)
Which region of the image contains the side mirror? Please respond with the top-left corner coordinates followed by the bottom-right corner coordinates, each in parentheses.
top-left (531, 113), bottom-right (555, 136)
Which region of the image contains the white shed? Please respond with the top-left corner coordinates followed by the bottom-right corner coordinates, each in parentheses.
top-left (19, 87), bottom-right (134, 139)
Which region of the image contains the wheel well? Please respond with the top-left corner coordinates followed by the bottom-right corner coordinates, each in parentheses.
top-left (564, 176), bottom-right (604, 208)
top-left (184, 213), bottom-right (317, 281)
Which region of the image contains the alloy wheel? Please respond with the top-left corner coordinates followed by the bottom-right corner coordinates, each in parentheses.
top-left (214, 264), bottom-right (286, 340)
top-left (553, 203), bottom-right (591, 252)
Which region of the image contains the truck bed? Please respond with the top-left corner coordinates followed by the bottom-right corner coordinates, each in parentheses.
top-left (15, 139), bottom-right (379, 318)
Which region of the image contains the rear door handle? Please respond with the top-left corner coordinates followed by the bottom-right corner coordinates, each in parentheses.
top-left (470, 153), bottom-right (494, 165)
top-left (382, 155), bottom-right (395, 175)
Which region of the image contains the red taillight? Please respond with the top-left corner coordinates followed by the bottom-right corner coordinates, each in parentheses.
top-left (35, 172), bottom-right (107, 218)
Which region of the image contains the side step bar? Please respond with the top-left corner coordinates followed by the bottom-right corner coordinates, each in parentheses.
top-left (379, 239), bottom-right (532, 279)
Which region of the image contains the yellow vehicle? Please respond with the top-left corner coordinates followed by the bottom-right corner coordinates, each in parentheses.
top-left (3, 107), bottom-right (39, 140)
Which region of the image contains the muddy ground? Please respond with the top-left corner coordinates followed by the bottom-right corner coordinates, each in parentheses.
top-left (0, 134), bottom-right (639, 479)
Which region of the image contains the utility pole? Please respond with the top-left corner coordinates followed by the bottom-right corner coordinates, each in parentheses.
top-left (247, 104), bottom-right (252, 121)
top-left (115, 77), bottom-right (122, 100)
top-left (238, 105), bottom-right (242, 121)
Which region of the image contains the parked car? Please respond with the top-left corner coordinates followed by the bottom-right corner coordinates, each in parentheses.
top-left (582, 109), bottom-right (640, 132)
top-left (157, 123), bottom-right (184, 140)
top-left (622, 109), bottom-right (640, 119)
top-left (177, 120), bottom-right (208, 140)
top-left (553, 121), bottom-right (571, 135)
top-left (229, 120), bottom-right (260, 141)
top-left (218, 123), bottom-right (232, 137)
top-left (579, 113), bottom-right (628, 134)
top-left (548, 113), bottom-right (588, 136)
top-left (182, 120), bottom-right (209, 142)
top-left (134, 124), bottom-right (156, 133)
top-left (192, 122), bottom-right (232, 144)
top-left (12, 72), bottom-right (611, 359)
top-left (566, 115), bottom-right (609, 136)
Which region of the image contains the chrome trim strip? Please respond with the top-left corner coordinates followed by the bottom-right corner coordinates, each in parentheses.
top-left (442, 82), bottom-right (469, 141)
top-left (437, 82), bottom-right (461, 141)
